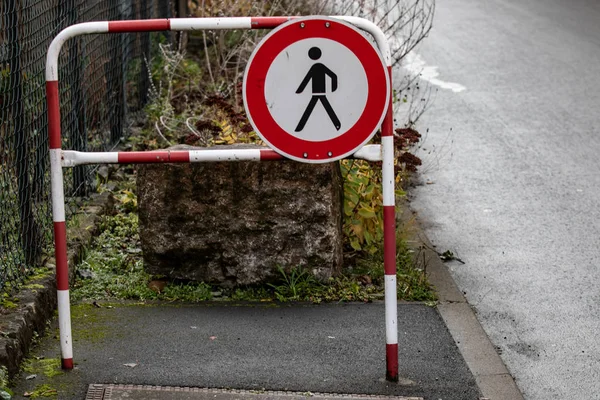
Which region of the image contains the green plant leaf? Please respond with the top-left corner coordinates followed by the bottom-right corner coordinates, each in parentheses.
top-left (350, 239), bottom-right (362, 251)
top-left (357, 208), bottom-right (376, 219)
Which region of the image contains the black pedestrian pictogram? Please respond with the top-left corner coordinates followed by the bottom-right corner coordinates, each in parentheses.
top-left (295, 47), bottom-right (341, 132)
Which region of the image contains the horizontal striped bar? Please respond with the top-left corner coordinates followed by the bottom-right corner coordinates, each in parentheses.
top-left (171, 17), bottom-right (252, 30)
top-left (118, 151), bottom-right (190, 163)
top-left (250, 16), bottom-right (295, 29)
top-left (61, 149), bottom-right (289, 166)
top-left (109, 19), bottom-right (170, 32)
top-left (260, 149), bottom-right (284, 160)
top-left (61, 146), bottom-right (381, 167)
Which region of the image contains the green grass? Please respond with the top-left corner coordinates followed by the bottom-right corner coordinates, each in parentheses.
top-left (71, 212), bottom-right (213, 303)
top-left (71, 173), bottom-right (435, 304)
top-left (71, 207), bottom-right (435, 304)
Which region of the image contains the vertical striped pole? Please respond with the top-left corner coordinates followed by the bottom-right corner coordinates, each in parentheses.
top-left (46, 21), bottom-right (111, 371)
top-left (381, 65), bottom-right (398, 382)
top-left (332, 16), bottom-right (398, 381)
top-left (47, 80), bottom-right (73, 370)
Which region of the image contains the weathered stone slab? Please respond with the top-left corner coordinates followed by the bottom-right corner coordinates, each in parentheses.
top-left (137, 145), bottom-right (343, 286)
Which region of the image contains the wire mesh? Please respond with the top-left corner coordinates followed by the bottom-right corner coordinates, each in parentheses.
top-left (0, 0), bottom-right (172, 294)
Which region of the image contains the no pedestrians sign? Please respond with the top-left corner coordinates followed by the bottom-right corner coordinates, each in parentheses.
top-left (243, 17), bottom-right (390, 163)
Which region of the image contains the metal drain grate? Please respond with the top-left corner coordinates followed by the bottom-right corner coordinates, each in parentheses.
top-left (85, 385), bottom-right (423, 400)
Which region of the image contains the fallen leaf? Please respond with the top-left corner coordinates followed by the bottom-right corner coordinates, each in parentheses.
top-left (148, 280), bottom-right (167, 293)
top-left (357, 275), bottom-right (372, 285)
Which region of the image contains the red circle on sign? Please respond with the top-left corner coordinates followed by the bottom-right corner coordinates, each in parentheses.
top-left (243, 17), bottom-right (389, 163)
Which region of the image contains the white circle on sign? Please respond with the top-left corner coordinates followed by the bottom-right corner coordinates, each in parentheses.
top-left (264, 38), bottom-right (368, 142)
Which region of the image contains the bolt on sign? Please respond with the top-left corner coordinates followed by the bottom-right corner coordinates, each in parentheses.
top-left (243, 17), bottom-right (390, 163)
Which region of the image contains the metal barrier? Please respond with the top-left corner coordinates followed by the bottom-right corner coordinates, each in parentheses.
top-left (46, 16), bottom-right (399, 382)
top-left (0, 0), bottom-right (168, 295)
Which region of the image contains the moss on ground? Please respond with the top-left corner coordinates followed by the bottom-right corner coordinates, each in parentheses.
top-left (22, 358), bottom-right (62, 379)
top-left (70, 304), bottom-right (116, 344)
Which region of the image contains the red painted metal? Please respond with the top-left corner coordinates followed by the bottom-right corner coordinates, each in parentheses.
top-left (118, 151), bottom-right (190, 163)
top-left (386, 343), bottom-right (398, 381)
top-left (250, 17), bottom-right (294, 29)
top-left (383, 205), bottom-right (396, 276)
top-left (381, 66), bottom-right (394, 137)
top-left (61, 358), bottom-right (73, 369)
top-left (169, 151), bottom-right (192, 163)
top-left (108, 19), bottom-right (170, 33)
top-left (53, 222), bottom-right (69, 291)
top-left (259, 149), bottom-right (284, 160)
top-left (47, 81), bottom-right (61, 149)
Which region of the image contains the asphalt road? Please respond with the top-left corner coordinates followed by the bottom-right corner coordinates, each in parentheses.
top-left (12, 303), bottom-right (479, 400)
top-left (406, 0), bottom-right (600, 398)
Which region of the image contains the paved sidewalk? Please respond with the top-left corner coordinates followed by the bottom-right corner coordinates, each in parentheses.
top-left (11, 302), bottom-right (479, 400)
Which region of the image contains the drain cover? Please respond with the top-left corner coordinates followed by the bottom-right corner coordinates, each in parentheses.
top-left (86, 385), bottom-right (423, 400)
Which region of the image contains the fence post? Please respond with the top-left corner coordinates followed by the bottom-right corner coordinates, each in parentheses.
top-left (120, 2), bottom-right (129, 132)
top-left (138, 0), bottom-right (151, 108)
top-left (5, 0), bottom-right (40, 267)
top-left (66, 0), bottom-right (88, 196)
top-left (175, 0), bottom-right (188, 49)
top-left (162, 0), bottom-right (172, 43)
top-left (106, 0), bottom-right (124, 144)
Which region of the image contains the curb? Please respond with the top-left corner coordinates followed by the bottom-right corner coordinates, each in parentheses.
top-left (0, 191), bottom-right (112, 378)
top-left (398, 197), bottom-right (524, 400)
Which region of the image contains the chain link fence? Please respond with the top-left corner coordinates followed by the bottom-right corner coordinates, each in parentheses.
top-left (0, 0), bottom-right (173, 294)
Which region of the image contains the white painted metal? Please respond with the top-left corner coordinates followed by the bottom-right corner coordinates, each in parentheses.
top-left (46, 22), bottom-right (109, 81)
top-left (57, 290), bottom-right (73, 359)
top-left (353, 144), bottom-right (382, 161)
top-left (381, 136), bottom-right (395, 207)
top-left (384, 275), bottom-right (398, 345)
top-left (50, 149), bottom-right (66, 222)
top-left (170, 17), bottom-right (252, 31)
top-left (189, 149), bottom-right (262, 162)
top-left (61, 150), bottom-right (119, 167)
top-left (334, 16), bottom-right (391, 67)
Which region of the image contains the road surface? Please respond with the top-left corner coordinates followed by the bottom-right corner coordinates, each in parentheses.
top-left (405, 0), bottom-right (600, 398)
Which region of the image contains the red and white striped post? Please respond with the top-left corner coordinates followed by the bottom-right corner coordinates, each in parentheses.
top-left (46, 16), bottom-right (398, 381)
top-left (381, 64), bottom-right (398, 383)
